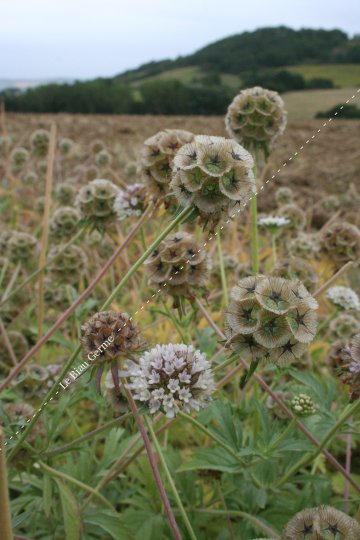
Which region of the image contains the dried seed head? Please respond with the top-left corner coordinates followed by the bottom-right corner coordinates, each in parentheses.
top-left (95, 149), bottom-right (112, 168)
top-left (275, 186), bottom-right (293, 206)
top-left (171, 135), bottom-right (255, 231)
top-left (30, 129), bottom-right (50, 158)
top-left (114, 183), bottom-right (147, 220)
top-left (6, 231), bottom-right (37, 263)
top-left (11, 364), bottom-right (49, 400)
top-left (11, 147), bottom-right (29, 169)
top-left (329, 314), bottom-right (360, 340)
top-left (138, 129), bottom-right (194, 199)
top-left (320, 221), bottom-right (360, 266)
top-left (90, 139), bottom-right (105, 154)
top-left (55, 182), bottom-right (76, 205)
top-left (277, 204), bottom-right (306, 233)
top-left (291, 393), bottom-right (316, 417)
top-left (0, 330), bottom-right (28, 366)
top-left (289, 233), bottom-right (317, 259)
top-left (75, 179), bottom-right (119, 227)
top-left (225, 86), bottom-right (287, 154)
top-left (225, 275), bottom-right (318, 366)
top-left (126, 343), bottom-right (216, 418)
top-left (48, 244), bottom-right (87, 284)
top-left (21, 170), bottom-right (38, 186)
top-left (81, 311), bottom-right (144, 364)
top-left (59, 137), bottom-right (73, 155)
top-left (49, 206), bottom-right (81, 240)
top-left (270, 257), bottom-right (319, 293)
top-left (145, 232), bottom-right (210, 306)
top-left (34, 196), bottom-right (45, 213)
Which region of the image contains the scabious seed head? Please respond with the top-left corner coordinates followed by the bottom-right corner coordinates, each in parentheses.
top-left (6, 231), bottom-right (37, 263)
top-left (95, 149), bottom-right (112, 168)
top-left (11, 364), bottom-right (49, 400)
top-left (126, 343), bottom-right (216, 418)
top-left (48, 244), bottom-right (87, 284)
top-left (289, 233), bottom-right (317, 259)
top-left (41, 279), bottom-right (76, 310)
top-left (270, 257), bottom-right (319, 293)
top-left (171, 135), bottom-right (255, 231)
top-left (49, 206), bottom-right (81, 240)
top-left (55, 181), bottom-right (76, 205)
top-left (0, 330), bottom-right (28, 366)
top-left (312, 195), bottom-right (342, 229)
top-left (30, 129), bottom-right (50, 158)
top-left (320, 221), bottom-right (360, 266)
top-left (225, 86), bottom-right (287, 155)
top-left (21, 170), bottom-right (38, 186)
top-left (225, 275), bottom-right (318, 366)
top-left (277, 204), bottom-right (306, 233)
top-left (283, 505), bottom-right (360, 540)
top-left (145, 232), bottom-right (210, 307)
top-left (138, 129), bottom-right (194, 199)
top-left (275, 186), bottom-right (293, 206)
top-left (329, 313), bottom-right (360, 340)
top-left (81, 311), bottom-right (144, 363)
top-left (90, 139), bottom-right (105, 154)
top-left (291, 393), bottom-right (316, 417)
top-left (75, 179), bottom-right (119, 228)
top-left (34, 196), bottom-right (45, 213)
top-left (59, 137), bottom-right (73, 155)
top-left (11, 147), bottom-right (29, 169)
top-left (114, 183), bottom-right (147, 221)
top-left (327, 286), bottom-right (360, 312)
top-left (36, 160), bottom-right (47, 175)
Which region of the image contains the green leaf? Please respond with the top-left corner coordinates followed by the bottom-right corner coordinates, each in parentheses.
top-left (54, 479), bottom-right (82, 540)
top-left (83, 508), bottom-right (136, 540)
top-left (177, 447), bottom-right (243, 474)
top-left (43, 475), bottom-right (53, 517)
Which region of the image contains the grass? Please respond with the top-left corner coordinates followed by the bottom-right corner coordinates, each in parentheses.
top-left (286, 64), bottom-right (360, 88)
top-left (282, 87), bottom-right (359, 120)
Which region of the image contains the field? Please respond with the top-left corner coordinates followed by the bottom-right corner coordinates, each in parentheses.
top-left (287, 64), bottom-right (360, 88)
top-left (1, 108), bottom-right (360, 540)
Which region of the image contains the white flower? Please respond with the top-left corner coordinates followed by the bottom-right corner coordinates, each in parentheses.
top-left (125, 343), bottom-right (215, 418)
top-left (327, 286), bottom-right (360, 311)
top-left (258, 216), bottom-right (290, 229)
top-left (114, 183), bottom-right (146, 221)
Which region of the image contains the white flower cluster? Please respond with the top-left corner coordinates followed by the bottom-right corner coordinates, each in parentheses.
top-left (258, 216), bottom-right (290, 228)
top-left (114, 183), bottom-right (145, 220)
top-left (327, 286), bottom-right (360, 312)
top-left (126, 343), bottom-right (216, 418)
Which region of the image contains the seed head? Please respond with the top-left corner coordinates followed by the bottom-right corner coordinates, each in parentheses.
top-left (6, 231), bottom-right (37, 263)
top-left (95, 149), bottom-right (112, 168)
top-left (55, 182), bottom-right (76, 205)
top-left (289, 233), bottom-right (317, 259)
top-left (11, 147), bottom-right (29, 170)
top-left (225, 86), bottom-right (287, 155)
top-left (126, 343), bottom-right (216, 418)
top-left (75, 179), bottom-right (119, 228)
top-left (49, 206), bottom-right (81, 240)
top-left (329, 314), bottom-right (360, 340)
top-left (270, 257), bottom-right (319, 293)
top-left (171, 135), bottom-right (255, 231)
top-left (59, 137), bottom-right (74, 155)
top-left (291, 393), bottom-right (316, 417)
top-left (30, 129), bottom-right (50, 158)
top-left (277, 204), bottom-right (306, 233)
top-left (21, 170), bottom-right (38, 186)
top-left (275, 186), bottom-right (293, 206)
top-left (48, 244), bottom-right (87, 284)
top-left (0, 330), bottom-right (28, 366)
top-left (320, 221), bottom-right (360, 266)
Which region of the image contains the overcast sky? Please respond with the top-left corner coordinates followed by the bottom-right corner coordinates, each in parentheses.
top-left (1, 0), bottom-right (359, 80)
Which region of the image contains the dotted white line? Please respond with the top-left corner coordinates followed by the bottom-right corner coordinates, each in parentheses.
top-left (1, 87), bottom-right (359, 453)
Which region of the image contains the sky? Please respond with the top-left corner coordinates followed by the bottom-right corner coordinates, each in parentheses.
top-left (1, 0), bottom-right (359, 80)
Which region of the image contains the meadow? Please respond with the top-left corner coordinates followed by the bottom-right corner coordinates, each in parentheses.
top-left (0, 89), bottom-right (360, 540)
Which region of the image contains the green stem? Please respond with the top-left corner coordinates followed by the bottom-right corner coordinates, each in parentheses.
top-left (145, 416), bottom-right (198, 540)
top-left (216, 228), bottom-right (228, 306)
top-left (161, 301), bottom-right (187, 342)
top-left (250, 148), bottom-right (259, 274)
top-left (38, 460), bottom-right (114, 510)
top-left (271, 233), bottom-right (277, 267)
top-left (0, 225), bottom-right (87, 307)
top-left (179, 412), bottom-right (240, 461)
top-left (276, 400), bottom-right (360, 488)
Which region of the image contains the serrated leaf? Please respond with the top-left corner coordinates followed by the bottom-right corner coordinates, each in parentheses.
top-left (54, 479), bottom-right (81, 540)
top-left (83, 508), bottom-right (136, 540)
top-left (177, 446), bottom-right (243, 473)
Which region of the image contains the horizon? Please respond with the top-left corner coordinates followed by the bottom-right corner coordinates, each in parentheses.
top-left (1, 0), bottom-right (359, 80)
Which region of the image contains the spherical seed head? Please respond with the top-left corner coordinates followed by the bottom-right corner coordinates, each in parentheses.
top-left (59, 137), bottom-right (73, 155)
top-left (22, 170), bottom-right (38, 186)
top-left (320, 221), bottom-right (360, 266)
top-left (114, 183), bottom-right (147, 221)
top-left (126, 343), bottom-right (216, 418)
top-left (49, 206), bottom-right (81, 240)
top-left (329, 313), bottom-right (360, 340)
top-left (11, 147), bottom-right (29, 169)
top-left (170, 135), bottom-right (255, 231)
top-left (0, 330), bottom-right (28, 366)
top-left (30, 129), bottom-right (50, 158)
top-left (277, 204), bottom-right (306, 233)
top-left (291, 393), bottom-right (316, 417)
top-left (6, 231), bottom-right (37, 263)
top-left (95, 149), bottom-right (112, 168)
top-left (75, 179), bottom-right (119, 226)
top-left (289, 233), bottom-right (317, 259)
top-left (349, 333), bottom-right (360, 363)
top-left (225, 275), bottom-right (318, 366)
top-left (225, 86), bottom-right (287, 153)
top-left (138, 129), bottom-right (194, 199)
top-left (275, 186), bottom-right (293, 206)
top-left (48, 244), bottom-right (87, 284)
top-left (316, 505), bottom-right (360, 539)
top-left (55, 182), bottom-right (76, 205)
top-left (34, 196), bottom-right (45, 213)
top-left (145, 232), bottom-right (210, 305)
top-left (270, 257), bottom-right (319, 293)
top-left (90, 139), bottom-right (105, 154)
top-left (12, 364), bottom-right (49, 401)
top-left (81, 311), bottom-right (144, 363)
